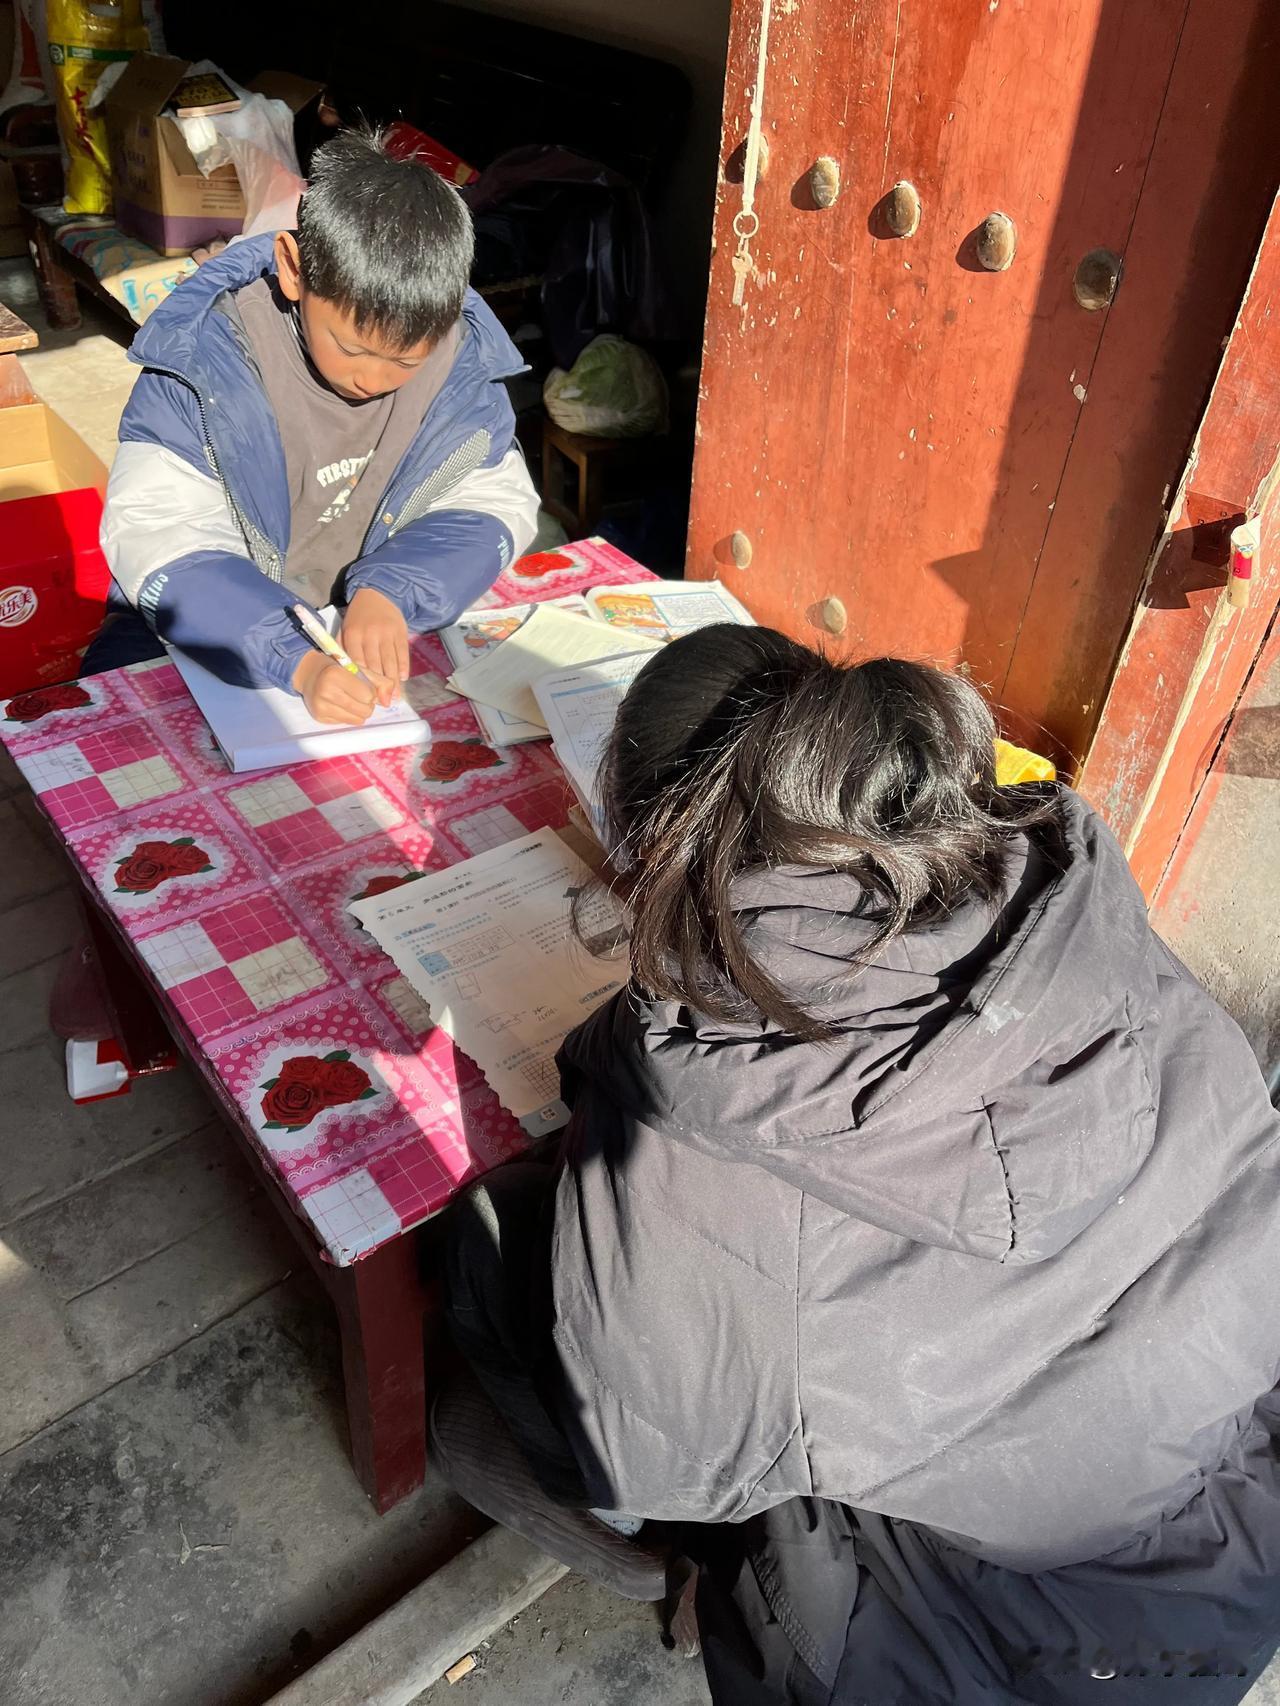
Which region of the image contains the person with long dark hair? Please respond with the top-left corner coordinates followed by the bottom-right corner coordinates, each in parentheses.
top-left (432, 624), bottom-right (1280, 1705)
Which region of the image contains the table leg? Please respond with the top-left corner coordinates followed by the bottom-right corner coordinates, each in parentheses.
top-left (542, 433), bottom-right (576, 531)
top-left (55, 873), bottom-right (431, 1510)
top-left (327, 1236), bottom-right (432, 1512)
top-left (75, 894), bottom-right (430, 1511)
top-left (0, 351), bottom-right (37, 408)
top-left (81, 899), bottom-right (177, 1074)
top-left (579, 453), bottom-right (606, 535)
top-left (25, 212), bottom-right (81, 331)
top-left (541, 425), bottom-right (558, 508)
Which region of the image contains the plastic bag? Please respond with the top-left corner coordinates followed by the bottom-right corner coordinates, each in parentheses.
top-left (48, 0), bottom-right (149, 214)
top-left (543, 336), bottom-right (668, 439)
top-left (175, 67), bottom-right (307, 239)
top-left (139, 0), bottom-right (165, 53)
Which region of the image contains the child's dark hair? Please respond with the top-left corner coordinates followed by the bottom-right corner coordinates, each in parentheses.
top-left (598, 625), bottom-right (1062, 1040)
top-left (297, 126), bottom-right (474, 348)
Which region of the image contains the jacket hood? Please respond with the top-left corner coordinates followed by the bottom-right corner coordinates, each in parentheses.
top-left (129, 233), bottom-right (525, 390)
top-left (561, 788), bottom-right (1163, 1266)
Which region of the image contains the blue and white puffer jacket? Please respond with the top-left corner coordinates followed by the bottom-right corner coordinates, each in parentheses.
top-left (100, 235), bottom-right (540, 691)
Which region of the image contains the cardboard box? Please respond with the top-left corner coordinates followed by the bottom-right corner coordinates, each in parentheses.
top-left (105, 56), bottom-right (322, 256)
top-left (0, 401), bottom-right (107, 501)
top-left (0, 401), bottom-right (112, 695)
top-left (247, 69), bottom-right (325, 114)
top-left (105, 54), bottom-right (246, 255)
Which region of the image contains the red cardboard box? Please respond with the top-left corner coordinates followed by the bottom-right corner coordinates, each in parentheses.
top-left (0, 402), bottom-right (111, 696)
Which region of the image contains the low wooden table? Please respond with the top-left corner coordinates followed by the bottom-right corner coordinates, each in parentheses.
top-left (20, 203), bottom-right (200, 332)
top-left (0, 537), bottom-right (650, 1510)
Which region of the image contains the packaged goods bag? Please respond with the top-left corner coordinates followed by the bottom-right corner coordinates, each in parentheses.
top-left (48, 0), bottom-right (148, 214)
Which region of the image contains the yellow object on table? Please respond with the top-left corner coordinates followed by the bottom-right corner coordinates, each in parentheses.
top-left (994, 737), bottom-right (1056, 785)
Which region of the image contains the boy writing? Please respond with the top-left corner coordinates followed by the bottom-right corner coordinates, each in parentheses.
top-left (91, 127), bottom-right (539, 724)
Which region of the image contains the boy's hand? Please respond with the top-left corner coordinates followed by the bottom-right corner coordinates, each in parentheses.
top-left (341, 588), bottom-right (410, 707)
top-left (292, 652), bottom-right (379, 725)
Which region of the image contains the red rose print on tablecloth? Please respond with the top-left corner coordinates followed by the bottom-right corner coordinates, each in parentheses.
top-left (4, 682), bottom-right (92, 724)
top-left (260, 1051), bottom-right (377, 1131)
top-left (114, 837), bottom-right (214, 894)
top-left (421, 740), bottom-right (501, 785)
top-left (509, 549), bottom-right (575, 579)
top-left (352, 870), bottom-right (424, 903)
top-left (319, 1057), bottom-right (371, 1101)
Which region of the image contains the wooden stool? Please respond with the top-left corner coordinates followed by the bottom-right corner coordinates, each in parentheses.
top-left (541, 415), bottom-right (665, 537)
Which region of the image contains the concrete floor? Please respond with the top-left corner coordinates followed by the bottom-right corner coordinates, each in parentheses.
top-left (0, 744), bottom-right (490, 1706)
top-left (1155, 637), bottom-right (1280, 1089)
top-left (0, 256), bottom-right (140, 465)
top-left (2, 251), bottom-right (1278, 1706)
top-left (415, 1574), bottom-right (710, 1706)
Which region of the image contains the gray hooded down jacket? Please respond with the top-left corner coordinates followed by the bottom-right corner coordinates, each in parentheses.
top-left (551, 788), bottom-right (1280, 1583)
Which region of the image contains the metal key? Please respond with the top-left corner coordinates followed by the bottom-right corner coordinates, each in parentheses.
top-left (731, 250), bottom-right (752, 306)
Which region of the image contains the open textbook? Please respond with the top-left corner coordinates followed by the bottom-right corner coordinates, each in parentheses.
top-left (440, 579), bottom-right (755, 745)
top-left (446, 603), bottom-right (661, 733)
top-left (348, 828), bottom-right (626, 1132)
top-left (582, 577), bottom-right (754, 639)
top-left (168, 607), bottom-right (438, 773)
top-left (437, 595), bottom-right (595, 745)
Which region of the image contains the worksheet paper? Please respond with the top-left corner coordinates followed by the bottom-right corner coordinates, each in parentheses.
top-left (532, 651), bottom-right (656, 834)
top-left (437, 596), bottom-right (594, 745)
top-left (348, 829), bottom-right (627, 1131)
top-left (168, 607), bottom-right (438, 773)
top-left (447, 603), bottom-right (661, 729)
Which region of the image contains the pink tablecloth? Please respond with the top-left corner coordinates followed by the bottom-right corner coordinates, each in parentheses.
top-left (0, 540), bottom-right (648, 1265)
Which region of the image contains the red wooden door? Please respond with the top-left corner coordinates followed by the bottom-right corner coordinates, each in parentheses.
top-left (687, 0), bottom-right (1278, 767)
top-left (1080, 186), bottom-right (1280, 901)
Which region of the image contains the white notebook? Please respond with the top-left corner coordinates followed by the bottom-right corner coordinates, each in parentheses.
top-left (168, 612), bottom-right (433, 773)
